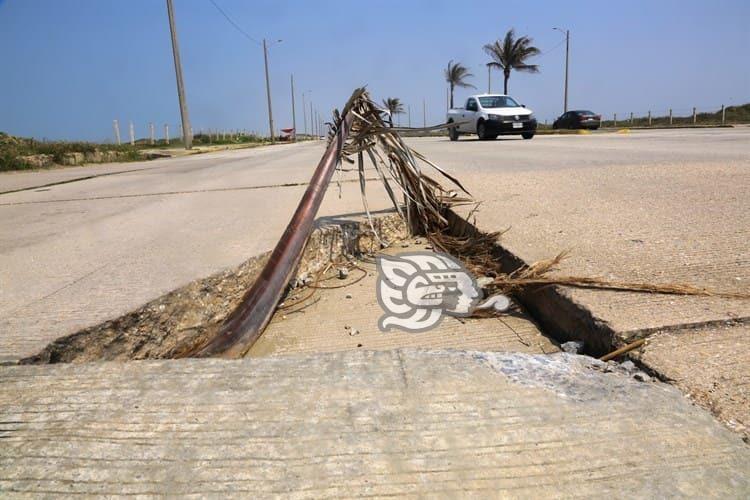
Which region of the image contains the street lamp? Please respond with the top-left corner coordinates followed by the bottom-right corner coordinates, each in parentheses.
top-left (302, 90), bottom-right (311, 137)
top-left (553, 27), bottom-right (570, 113)
top-left (262, 38), bottom-right (282, 142)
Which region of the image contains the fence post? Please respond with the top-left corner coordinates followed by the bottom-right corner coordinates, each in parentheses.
top-left (129, 121), bottom-right (135, 146)
top-left (648, 111), bottom-right (651, 126)
top-left (113, 120), bottom-right (121, 145)
top-left (164, 124), bottom-right (170, 145)
top-left (692, 107), bottom-right (697, 124)
top-left (149, 123), bottom-right (155, 145)
top-left (721, 104), bottom-right (725, 125)
top-left (614, 113), bottom-right (617, 127)
top-left (669, 109), bottom-right (673, 125)
top-left (630, 112), bottom-right (633, 125)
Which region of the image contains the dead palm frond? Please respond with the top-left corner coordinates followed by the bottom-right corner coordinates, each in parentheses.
top-left (328, 88), bottom-right (750, 302)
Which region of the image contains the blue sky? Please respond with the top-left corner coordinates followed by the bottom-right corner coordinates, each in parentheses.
top-left (1, 0), bottom-right (748, 141)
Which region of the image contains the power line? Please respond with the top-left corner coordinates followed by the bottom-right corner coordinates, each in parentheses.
top-left (535, 36), bottom-right (568, 61)
top-left (208, 0), bottom-right (261, 45)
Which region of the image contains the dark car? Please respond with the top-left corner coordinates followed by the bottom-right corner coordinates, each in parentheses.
top-left (553, 110), bottom-right (602, 130)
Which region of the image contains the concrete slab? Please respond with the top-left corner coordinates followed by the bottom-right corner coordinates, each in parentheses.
top-left (1, 349), bottom-right (748, 496)
top-left (636, 321), bottom-right (750, 439)
top-left (404, 129), bottom-right (750, 440)
top-left (252, 240), bottom-right (559, 357)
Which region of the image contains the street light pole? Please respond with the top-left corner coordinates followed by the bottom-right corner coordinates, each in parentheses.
top-left (554, 27), bottom-right (570, 113)
top-left (563, 29), bottom-right (569, 112)
top-left (290, 74), bottom-right (296, 141)
top-left (301, 91), bottom-right (308, 137)
top-left (166, 0), bottom-right (192, 149)
top-left (262, 38), bottom-right (275, 142)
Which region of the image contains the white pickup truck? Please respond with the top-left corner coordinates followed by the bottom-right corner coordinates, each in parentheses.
top-left (447, 94), bottom-right (537, 141)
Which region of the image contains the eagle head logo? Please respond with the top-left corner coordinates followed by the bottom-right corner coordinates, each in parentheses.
top-left (376, 251), bottom-right (509, 332)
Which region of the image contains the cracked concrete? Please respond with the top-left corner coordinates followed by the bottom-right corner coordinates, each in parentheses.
top-left (1, 349), bottom-right (748, 496)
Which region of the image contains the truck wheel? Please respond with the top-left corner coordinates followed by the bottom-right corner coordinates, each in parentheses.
top-left (477, 121), bottom-right (491, 140)
top-left (448, 122), bottom-right (459, 141)
top-left (522, 132), bottom-right (534, 140)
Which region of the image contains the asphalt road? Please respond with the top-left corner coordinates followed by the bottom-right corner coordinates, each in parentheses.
top-left (1, 127), bottom-right (748, 361)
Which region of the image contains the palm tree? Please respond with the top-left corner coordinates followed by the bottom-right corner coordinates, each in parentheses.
top-left (483, 29), bottom-right (541, 94)
top-left (382, 97), bottom-right (405, 127)
top-left (444, 60), bottom-right (475, 109)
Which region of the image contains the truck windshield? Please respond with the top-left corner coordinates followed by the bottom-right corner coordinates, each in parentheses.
top-left (478, 96), bottom-right (519, 108)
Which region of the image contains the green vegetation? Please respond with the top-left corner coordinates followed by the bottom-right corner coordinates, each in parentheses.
top-left (381, 98), bottom-right (405, 127)
top-left (444, 60), bottom-right (475, 109)
top-left (483, 29), bottom-right (541, 94)
top-left (0, 132), bottom-right (142, 171)
top-left (0, 131), bottom-right (279, 172)
top-left (599, 103), bottom-right (750, 128)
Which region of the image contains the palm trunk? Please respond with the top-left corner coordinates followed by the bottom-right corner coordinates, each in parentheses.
top-left (450, 83), bottom-right (454, 109)
top-left (504, 70), bottom-right (510, 94)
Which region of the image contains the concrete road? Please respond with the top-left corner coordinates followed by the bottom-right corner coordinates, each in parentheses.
top-left (0, 141), bottom-right (390, 361)
top-left (1, 128), bottom-right (749, 363)
top-left (3, 350), bottom-right (748, 496)
top-left (411, 127), bottom-right (750, 438)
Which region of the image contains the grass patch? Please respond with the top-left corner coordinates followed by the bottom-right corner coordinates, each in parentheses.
top-left (600, 103), bottom-right (750, 128)
top-left (0, 132), bottom-right (143, 171)
top-left (0, 131), bottom-right (288, 171)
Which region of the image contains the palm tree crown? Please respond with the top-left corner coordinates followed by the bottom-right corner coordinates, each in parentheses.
top-left (483, 28), bottom-right (541, 94)
top-left (444, 60), bottom-right (475, 109)
top-left (382, 97), bottom-right (405, 126)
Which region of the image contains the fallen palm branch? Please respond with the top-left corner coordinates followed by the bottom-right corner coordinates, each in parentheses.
top-left (184, 105), bottom-right (355, 358)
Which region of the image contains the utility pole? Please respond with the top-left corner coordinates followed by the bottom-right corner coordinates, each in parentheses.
top-left (408, 105), bottom-right (411, 128)
top-left (113, 119), bottom-right (121, 145)
top-left (310, 102), bottom-right (314, 137)
top-left (301, 92), bottom-right (307, 137)
top-left (149, 123), bottom-right (155, 145)
top-left (166, 0), bottom-right (192, 149)
top-left (564, 30), bottom-right (569, 112)
top-left (164, 124), bottom-right (170, 145)
top-left (423, 99), bottom-right (426, 128)
top-left (486, 63), bottom-right (492, 93)
top-left (262, 39), bottom-right (275, 142)
top-left (553, 27), bottom-right (570, 113)
top-left (290, 75), bottom-right (296, 141)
